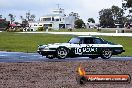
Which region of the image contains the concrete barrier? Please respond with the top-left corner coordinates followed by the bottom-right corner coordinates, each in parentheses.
top-left (19, 32), bottom-right (132, 37)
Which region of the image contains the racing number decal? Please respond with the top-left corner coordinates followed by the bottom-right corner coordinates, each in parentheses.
top-left (75, 45), bottom-right (98, 55)
top-left (75, 48), bottom-right (82, 55)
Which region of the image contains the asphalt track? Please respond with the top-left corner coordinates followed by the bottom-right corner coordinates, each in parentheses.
top-left (0, 51), bottom-right (132, 62)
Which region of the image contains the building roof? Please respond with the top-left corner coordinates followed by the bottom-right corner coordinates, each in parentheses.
top-left (41, 14), bottom-right (65, 17)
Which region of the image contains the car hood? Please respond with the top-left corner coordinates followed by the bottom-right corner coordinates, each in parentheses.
top-left (38, 43), bottom-right (72, 48)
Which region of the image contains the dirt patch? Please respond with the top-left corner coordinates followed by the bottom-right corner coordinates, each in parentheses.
top-left (0, 60), bottom-right (132, 88)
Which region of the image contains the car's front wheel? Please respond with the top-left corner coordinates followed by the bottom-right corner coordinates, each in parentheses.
top-left (56, 47), bottom-right (68, 59)
top-left (101, 48), bottom-right (112, 59)
top-left (46, 55), bottom-right (54, 59)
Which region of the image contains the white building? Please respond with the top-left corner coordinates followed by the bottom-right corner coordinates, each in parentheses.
top-left (86, 22), bottom-right (97, 29)
top-left (28, 8), bottom-right (78, 31)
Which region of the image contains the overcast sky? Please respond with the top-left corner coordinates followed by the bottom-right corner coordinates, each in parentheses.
top-left (0, 0), bottom-right (122, 23)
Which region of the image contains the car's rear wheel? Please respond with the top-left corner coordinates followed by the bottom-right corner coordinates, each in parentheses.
top-left (56, 47), bottom-right (68, 59)
top-left (101, 48), bottom-right (112, 59)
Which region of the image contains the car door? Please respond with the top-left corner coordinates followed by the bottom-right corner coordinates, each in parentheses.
top-left (80, 38), bottom-right (98, 55)
top-left (74, 38), bottom-right (84, 55)
top-left (92, 38), bottom-right (106, 55)
top-left (74, 37), bottom-right (97, 56)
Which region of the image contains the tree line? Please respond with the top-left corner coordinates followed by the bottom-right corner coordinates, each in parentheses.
top-left (75, 0), bottom-right (132, 28)
top-left (1, 0), bottom-right (132, 29)
top-left (0, 11), bottom-right (35, 28)
top-left (99, 5), bottom-right (124, 28)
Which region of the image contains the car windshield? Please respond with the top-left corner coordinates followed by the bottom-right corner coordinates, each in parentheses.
top-left (68, 38), bottom-right (80, 44)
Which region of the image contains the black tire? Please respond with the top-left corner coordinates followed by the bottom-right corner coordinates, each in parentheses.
top-left (101, 48), bottom-right (112, 59)
top-left (56, 47), bottom-right (68, 59)
top-left (46, 55), bottom-right (54, 59)
top-left (89, 56), bottom-right (96, 59)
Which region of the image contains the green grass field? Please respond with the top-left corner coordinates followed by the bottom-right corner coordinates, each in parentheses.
top-left (0, 32), bottom-right (73, 53)
top-left (0, 32), bottom-right (132, 56)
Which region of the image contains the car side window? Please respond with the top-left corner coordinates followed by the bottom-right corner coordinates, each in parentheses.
top-left (94, 38), bottom-right (103, 44)
top-left (83, 38), bottom-right (94, 44)
top-left (79, 39), bottom-right (83, 44)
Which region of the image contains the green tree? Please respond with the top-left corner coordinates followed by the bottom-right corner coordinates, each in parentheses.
top-left (99, 9), bottom-right (114, 28)
top-left (74, 19), bottom-right (85, 28)
top-left (122, 0), bottom-right (132, 24)
top-left (30, 14), bottom-right (36, 21)
top-left (0, 18), bottom-right (9, 29)
top-left (69, 12), bottom-right (80, 20)
top-left (21, 19), bottom-right (28, 28)
top-left (122, 0), bottom-right (132, 9)
top-left (20, 16), bottom-right (28, 27)
top-left (20, 11), bottom-right (36, 27)
top-left (0, 15), bottom-right (2, 18)
top-left (20, 16), bottom-right (24, 21)
top-left (88, 18), bottom-right (95, 23)
top-left (26, 11), bottom-right (36, 21)
top-left (8, 14), bottom-right (15, 24)
top-left (20, 11), bottom-right (36, 22)
top-left (111, 5), bottom-right (124, 24)
top-left (125, 15), bottom-right (132, 23)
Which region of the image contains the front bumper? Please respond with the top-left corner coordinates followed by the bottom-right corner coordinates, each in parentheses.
top-left (122, 50), bottom-right (125, 52)
top-left (37, 50), bottom-right (56, 56)
top-left (113, 49), bottom-right (125, 55)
